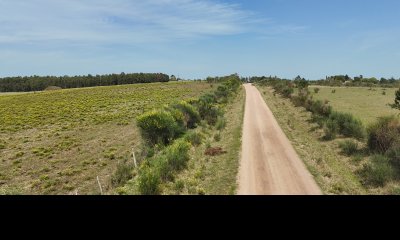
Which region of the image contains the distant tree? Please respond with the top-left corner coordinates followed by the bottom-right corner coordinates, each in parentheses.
top-left (389, 77), bottom-right (397, 84)
top-left (391, 88), bottom-right (400, 110)
top-left (206, 77), bottom-right (214, 83)
top-left (380, 78), bottom-right (388, 84)
top-left (294, 76), bottom-right (308, 89)
top-left (170, 75), bottom-right (177, 81)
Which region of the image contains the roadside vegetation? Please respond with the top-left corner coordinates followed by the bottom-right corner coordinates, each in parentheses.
top-left (115, 74), bottom-right (243, 195)
top-left (255, 76), bottom-right (400, 194)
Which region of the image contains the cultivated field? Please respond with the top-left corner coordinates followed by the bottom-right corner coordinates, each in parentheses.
top-left (310, 86), bottom-right (398, 125)
top-left (0, 82), bottom-right (213, 194)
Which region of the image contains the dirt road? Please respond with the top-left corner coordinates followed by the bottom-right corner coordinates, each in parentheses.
top-left (238, 84), bottom-right (322, 195)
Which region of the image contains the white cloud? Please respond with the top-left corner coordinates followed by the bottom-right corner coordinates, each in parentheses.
top-left (0, 0), bottom-right (257, 44)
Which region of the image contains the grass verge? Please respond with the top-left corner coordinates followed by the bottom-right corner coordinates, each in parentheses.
top-left (257, 86), bottom-right (367, 194)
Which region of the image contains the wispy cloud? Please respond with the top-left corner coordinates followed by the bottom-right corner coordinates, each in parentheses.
top-left (347, 29), bottom-right (400, 53)
top-left (0, 0), bottom-right (260, 44)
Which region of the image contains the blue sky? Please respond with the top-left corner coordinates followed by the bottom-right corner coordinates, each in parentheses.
top-left (1, 0), bottom-right (400, 79)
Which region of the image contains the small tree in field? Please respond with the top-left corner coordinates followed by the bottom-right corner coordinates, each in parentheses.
top-left (392, 88), bottom-right (400, 110)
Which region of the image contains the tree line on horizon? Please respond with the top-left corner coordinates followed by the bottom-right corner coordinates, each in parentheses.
top-left (311, 75), bottom-right (400, 87)
top-left (0, 73), bottom-right (170, 92)
top-left (245, 75), bottom-right (400, 88)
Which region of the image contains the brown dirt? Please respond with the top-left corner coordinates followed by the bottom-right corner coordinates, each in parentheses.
top-left (204, 147), bottom-right (227, 156)
top-left (238, 84), bottom-right (322, 195)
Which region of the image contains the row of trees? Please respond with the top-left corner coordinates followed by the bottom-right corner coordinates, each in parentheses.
top-left (0, 73), bottom-right (170, 92)
top-left (310, 75), bottom-right (400, 87)
top-left (244, 74), bottom-right (400, 88)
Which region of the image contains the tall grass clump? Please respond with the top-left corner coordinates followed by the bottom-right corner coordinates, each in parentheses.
top-left (339, 140), bottom-right (358, 156)
top-left (329, 111), bottom-right (365, 139)
top-left (360, 154), bottom-right (396, 186)
top-left (111, 161), bottom-right (136, 187)
top-left (137, 166), bottom-right (161, 195)
top-left (216, 117), bottom-right (227, 130)
top-left (324, 119), bottom-right (339, 140)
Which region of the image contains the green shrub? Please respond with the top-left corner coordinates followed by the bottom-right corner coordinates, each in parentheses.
top-left (142, 146), bottom-right (155, 158)
top-left (111, 161), bottom-right (135, 187)
top-left (329, 111), bottom-right (365, 139)
top-left (199, 93), bottom-right (217, 105)
top-left (361, 155), bottom-right (395, 186)
top-left (291, 92), bottom-right (309, 107)
top-left (203, 106), bottom-right (220, 126)
top-left (393, 89), bottom-right (400, 110)
top-left (311, 114), bottom-right (326, 128)
top-left (339, 140), bottom-right (358, 156)
top-left (332, 89), bottom-right (336, 93)
top-left (137, 110), bottom-right (182, 145)
top-left (367, 116), bottom-right (400, 153)
top-left (342, 119), bottom-right (365, 139)
top-left (216, 117), bottom-right (227, 130)
top-left (153, 156), bottom-right (173, 181)
top-left (137, 140), bottom-right (191, 194)
top-left (309, 100), bottom-right (331, 117)
top-left (196, 94), bottom-right (221, 125)
top-left (184, 131), bottom-right (203, 146)
top-left (170, 101), bottom-right (201, 129)
top-left (282, 86), bottom-right (294, 98)
top-left (165, 139), bottom-right (191, 171)
top-left (314, 88), bottom-right (320, 93)
top-left (324, 119), bottom-right (339, 140)
top-left (215, 85), bottom-right (229, 100)
top-left (165, 107), bottom-right (186, 131)
top-left (137, 167), bottom-right (161, 195)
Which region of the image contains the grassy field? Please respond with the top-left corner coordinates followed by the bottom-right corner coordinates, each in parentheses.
top-left (309, 86), bottom-right (398, 125)
top-left (257, 86), bottom-right (367, 194)
top-left (0, 82), bottom-right (213, 195)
